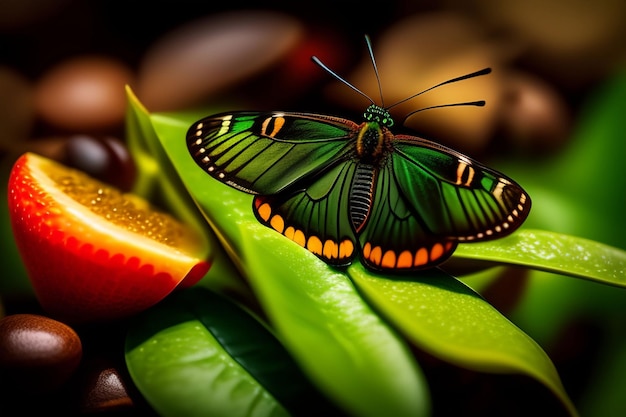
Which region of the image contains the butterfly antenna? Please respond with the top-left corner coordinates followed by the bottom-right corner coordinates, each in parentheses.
top-left (387, 67), bottom-right (492, 110)
top-left (403, 100), bottom-right (486, 122)
top-left (311, 55), bottom-right (376, 105)
top-left (364, 34), bottom-right (385, 107)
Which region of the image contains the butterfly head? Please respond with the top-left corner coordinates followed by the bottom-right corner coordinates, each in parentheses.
top-left (363, 104), bottom-right (394, 128)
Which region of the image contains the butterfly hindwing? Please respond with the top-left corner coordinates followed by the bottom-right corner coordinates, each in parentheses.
top-left (356, 134), bottom-right (530, 271)
top-left (357, 161), bottom-right (458, 271)
top-left (187, 111), bottom-right (358, 194)
top-left (252, 161), bottom-right (359, 266)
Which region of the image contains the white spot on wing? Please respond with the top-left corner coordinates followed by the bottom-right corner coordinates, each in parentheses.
top-left (218, 115), bottom-right (233, 135)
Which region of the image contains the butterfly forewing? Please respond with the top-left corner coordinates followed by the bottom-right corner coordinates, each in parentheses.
top-left (187, 112), bottom-right (356, 194)
top-left (392, 135), bottom-right (531, 242)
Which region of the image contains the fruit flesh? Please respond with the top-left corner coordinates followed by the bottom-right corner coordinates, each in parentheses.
top-left (8, 153), bottom-right (209, 323)
top-left (15, 153), bottom-right (206, 264)
top-left (48, 161), bottom-right (186, 248)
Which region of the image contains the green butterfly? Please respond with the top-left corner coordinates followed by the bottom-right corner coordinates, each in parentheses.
top-left (187, 36), bottom-right (530, 272)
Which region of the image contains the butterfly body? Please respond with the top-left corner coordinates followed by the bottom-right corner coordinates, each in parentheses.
top-left (187, 104), bottom-right (530, 272)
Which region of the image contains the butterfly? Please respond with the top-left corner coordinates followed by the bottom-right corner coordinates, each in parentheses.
top-left (186, 35), bottom-right (531, 272)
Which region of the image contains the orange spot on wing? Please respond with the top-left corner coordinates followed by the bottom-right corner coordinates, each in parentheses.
top-left (307, 235), bottom-right (323, 256)
top-left (293, 229), bottom-right (306, 247)
top-left (340, 239), bottom-right (354, 259)
top-left (257, 202), bottom-right (272, 221)
top-left (323, 239), bottom-right (338, 259)
top-left (381, 250), bottom-right (397, 268)
top-left (397, 251), bottom-right (413, 268)
top-left (270, 116), bottom-right (285, 137)
top-left (363, 242), bottom-right (371, 258)
top-left (415, 247), bottom-right (429, 267)
top-left (369, 245), bottom-right (382, 266)
top-left (270, 215), bottom-right (284, 233)
top-left (430, 243), bottom-right (444, 262)
top-left (284, 226), bottom-right (295, 240)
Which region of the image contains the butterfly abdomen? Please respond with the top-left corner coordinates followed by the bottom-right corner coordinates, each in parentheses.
top-left (350, 164), bottom-right (376, 233)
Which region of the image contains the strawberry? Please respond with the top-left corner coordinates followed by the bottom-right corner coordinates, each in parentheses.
top-left (7, 152), bottom-right (210, 324)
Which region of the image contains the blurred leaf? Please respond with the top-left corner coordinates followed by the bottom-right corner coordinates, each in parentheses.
top-left (0, 154), bottom-right (32, 295)
top-left (126, 286), bottom-right (341, 417)
top-left (453, 229), bottom-right (626, 287)
top-left (504, 71), bottom-right (626, 249)
top-left (579, 321), bottom-right (626, 417)
top-left (498, 72), bottom-right (626, 339)
top-left (151, 110), bottom-right (431, 417)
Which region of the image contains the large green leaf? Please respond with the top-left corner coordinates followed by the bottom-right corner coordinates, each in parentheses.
top-left (452, 229), bottom-right (626, 286)
top-left (126, 286), bottom-right (340, 417)
top-left (348, 263), bottom-right (577, 416)
top-left (151, 111), bottom-right (430, 417)
top-left (147, 102), bottom-right (583, 416)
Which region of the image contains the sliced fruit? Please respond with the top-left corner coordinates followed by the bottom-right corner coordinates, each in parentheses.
top-left (7, 152), bottom-right (210, 324)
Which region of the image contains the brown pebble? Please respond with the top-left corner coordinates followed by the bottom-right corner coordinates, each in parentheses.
top-left (83, 366), bottom-right (133, 411)
top-left (34, 56), bottom-right (134, 131)
top-left (464, 0), bottom-right (626, 88)
top-left (136, 10), bottom-right (303, 111)
top-left (0, 313), bottom-right (82, 393)
top-left (74, 356), bottom-right (134, 413)
top-left (498, 71), bottom-right (572, 152)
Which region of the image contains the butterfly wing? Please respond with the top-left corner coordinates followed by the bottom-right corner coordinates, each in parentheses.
top-left (357, 161), bottom-right (458, 271)
top-left (253, 161), bottom-right (359, 266)
top-left (188, 111), bottom-right (363, 266)
top-left (392, 135), bottom-right (531, 240)
top-left (359, 134), bottom-right (531, 271)
top-left (187, 111), bottom-right (357, 194)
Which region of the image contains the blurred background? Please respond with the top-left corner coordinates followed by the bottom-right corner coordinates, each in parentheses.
top-left (1, 0), bottom-right (626, 416)
top-left (2, 0), bottom-right (624, 157)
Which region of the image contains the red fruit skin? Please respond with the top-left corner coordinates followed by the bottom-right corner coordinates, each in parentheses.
top-left (7, 154), bottom-right (210, 324)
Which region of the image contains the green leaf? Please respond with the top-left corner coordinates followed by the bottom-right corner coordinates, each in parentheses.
top-left (452, 229), bottom-right (626, 287)
top-left (124, 87), bottom-right (249, 296)
top-left (126, 286), bottom-right (339, 417)
top-left (348, 263), bottom-right (578, 417)
top-left (151, 111), bottom-right (431, 417)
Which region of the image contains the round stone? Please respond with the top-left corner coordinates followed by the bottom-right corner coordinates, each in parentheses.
top-left (0, 314), bottom-right (82, 392)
